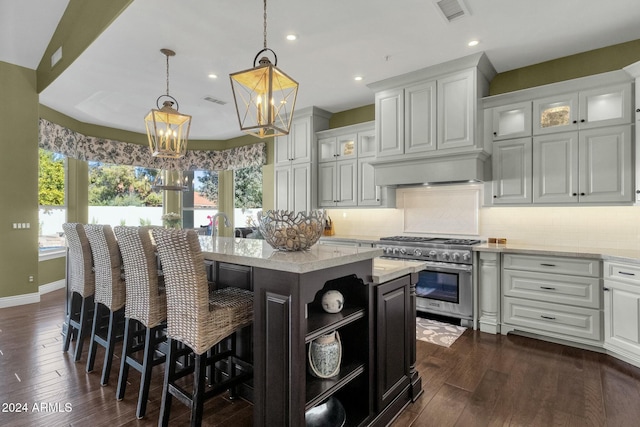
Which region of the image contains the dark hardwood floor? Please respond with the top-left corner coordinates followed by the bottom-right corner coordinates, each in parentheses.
top-left (2, 289), bottom-right (640, 426)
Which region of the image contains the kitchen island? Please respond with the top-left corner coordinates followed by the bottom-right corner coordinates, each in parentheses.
top-left (199, 237), bottom-right (423, 427)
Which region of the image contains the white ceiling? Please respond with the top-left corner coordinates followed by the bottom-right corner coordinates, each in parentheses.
top-left (4, 0), bottom-right (640, 140)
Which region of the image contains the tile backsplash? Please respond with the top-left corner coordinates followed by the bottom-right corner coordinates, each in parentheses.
top-left (325, 184), bottom-right (640, 250)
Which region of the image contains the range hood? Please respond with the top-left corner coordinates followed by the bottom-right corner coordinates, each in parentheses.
top-left (372, 150), bottom-right (491, 187)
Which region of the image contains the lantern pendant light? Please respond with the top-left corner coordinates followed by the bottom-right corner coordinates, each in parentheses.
top-left (145, 48), bottom-right (192, 158)
top-left (229, 0), bottom-right (298, 138)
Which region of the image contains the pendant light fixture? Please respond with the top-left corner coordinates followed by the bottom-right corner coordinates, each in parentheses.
top-left (229, 0), bottom-right (299, 138)
top-left (145, 48), bottom-right (192, 158)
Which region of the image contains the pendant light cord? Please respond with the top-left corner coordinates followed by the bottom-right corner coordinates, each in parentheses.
top-left (263, 0), bottom-right (268, 49)
top-left (165, 53), bottom-right (170, 96)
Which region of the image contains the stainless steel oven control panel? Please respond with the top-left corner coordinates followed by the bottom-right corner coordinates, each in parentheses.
top-left (376, 244), bottom-right (473, 264)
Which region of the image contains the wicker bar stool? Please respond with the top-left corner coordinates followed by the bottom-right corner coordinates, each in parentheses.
top-left (84, 224), bottom-right (127, 386)
top-left (152, 228), bottom-right (253, 427)
top-left (113, 226), bottom-right (167, 419)
top-left (62, 223), bottom-right (95, 362)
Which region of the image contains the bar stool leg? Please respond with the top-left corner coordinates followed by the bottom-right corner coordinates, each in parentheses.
top-left (100, 308), bottom-right (122, 386)
top-left (159, 339), bottom-right (177, 427)
top-left (191, 353), bottom-right (207, 427)
top-left (136, 325), bottom-right (155, 418)
top-left (62, 293), bottom-right (77, 352)
top-left (85, 303), bottom-right (102, 367)
top-left (116, 317), bottom-right (134, 400)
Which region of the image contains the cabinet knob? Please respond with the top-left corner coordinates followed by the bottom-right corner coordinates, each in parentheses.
top-left (572, 120), bottom-right (577, 124)
top-left (636, 108), bottom-right (640, 112)
top-left (572, 193), bottom-right (577, 196)
top-left (603, 287), bottom-right (610, 292)
top-left (636, 190), bottom-right (640, 194)
top-left (580, 192), bottom-right (586, 196)
top-left (493, 132), bottom-right (497, 136)
top-left (493, 195), bottom-right (497, 198)
top-left (580, 119), bottom-right (585, 123)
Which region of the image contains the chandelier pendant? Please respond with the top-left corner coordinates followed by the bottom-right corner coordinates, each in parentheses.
top-left (145, 48), bottom-right (192, 158)
top-left (229, 0), bottom-right (298, 138)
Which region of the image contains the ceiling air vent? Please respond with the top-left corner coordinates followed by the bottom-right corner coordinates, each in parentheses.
top-left (203, 96), bottom-right (227, 105)
top-left (434, 0), bottom-right (470, 23)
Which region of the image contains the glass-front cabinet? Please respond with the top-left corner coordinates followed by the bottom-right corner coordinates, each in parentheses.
top-left (318, 134), bottom-right (357, 163)
top-left (491, 101), bottom-right (532, 141)
top-left (533, 84), bottom-right (632, 135)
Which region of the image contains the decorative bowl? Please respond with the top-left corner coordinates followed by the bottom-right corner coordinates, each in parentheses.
top-left (258, 210), bottom-right (323, 251)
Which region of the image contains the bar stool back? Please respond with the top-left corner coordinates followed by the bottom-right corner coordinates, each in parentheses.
top-left (84, 224), bottom-right (126, 386)
top-left (152, 228), bottom-right (253, 427)
top-left (114, 225), bottom-right (167, 419)
top-left (62, 223), bottom-right (95, 362)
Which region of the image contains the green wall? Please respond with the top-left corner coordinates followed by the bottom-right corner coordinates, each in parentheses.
top-left (0, 62), bottom-right (40, 298)
top-left (490, 39), bottom-right (640, 95)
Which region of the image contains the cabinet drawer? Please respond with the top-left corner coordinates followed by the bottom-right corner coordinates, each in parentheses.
top-left (605, 261), bottom-right (640, 284)
top-left (503, 254), bottom-right (600, 277)
top-left (503, 269), bottom-right (601, 309)
top-left (503, 296), bottom-right (601, 341)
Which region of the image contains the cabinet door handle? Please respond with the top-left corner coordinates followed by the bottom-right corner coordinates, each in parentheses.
top-left (493, 131), bottom-right (497, 136)
top-left (572, 193), bottom-right (577, 196)
top-left (618, 271), bottom-right (636, 276)
top-left (580, 119), bottom-right (585, 123)
top-left (580, 192), bottom-right (586, 196)
top-left (572, 120), bottom-right (577, 124)
top-left (540, 286), bottom-right (556, 290)
top-left (540, 315), bottom-right (556, 320)
top-left (493, 195), bottom-right (497, 198)
top-left (540, 263), bottom-right (556, 267)
top-left (603, 287), bottom-right (610, 292)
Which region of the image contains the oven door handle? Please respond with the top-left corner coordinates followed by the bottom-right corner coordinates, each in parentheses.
top-left (421, 262), bottom-right (472, 273)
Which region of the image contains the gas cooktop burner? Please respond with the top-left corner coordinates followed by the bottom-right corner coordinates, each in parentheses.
top-left (379, 236), bottom-right (481, 246)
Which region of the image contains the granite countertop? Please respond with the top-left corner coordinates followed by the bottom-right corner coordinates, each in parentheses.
top-left (372, 258), bottom-right (427, 284)
top-left (474, 242), bottom-right (640, 265)
top-left (198, 236), bottom-right (382, 274)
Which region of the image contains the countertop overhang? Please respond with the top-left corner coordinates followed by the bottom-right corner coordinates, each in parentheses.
top-left (199, 237), bottom-right (382, 274)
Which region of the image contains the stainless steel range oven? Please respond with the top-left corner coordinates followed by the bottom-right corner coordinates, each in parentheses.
top-left (376, 236), bottom-right (481, 326)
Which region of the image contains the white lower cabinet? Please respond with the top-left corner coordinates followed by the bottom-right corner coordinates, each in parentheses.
top-left (501, 253), bottom-right (602, 345)
top-left (604, 261), bottom-right (640, 366)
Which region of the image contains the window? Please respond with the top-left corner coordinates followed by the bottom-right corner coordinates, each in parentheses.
top-left (234, 165), bottom-right (262, 233)
top-left (183, 170), bottom-right (219, 231)
top-left (38, 148), bottom-right (66, 257)
top-left (88, 162), bottom-right (163, 227)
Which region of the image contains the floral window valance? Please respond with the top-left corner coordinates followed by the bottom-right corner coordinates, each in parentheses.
top-left (38, 118), bottom-right (266, 171)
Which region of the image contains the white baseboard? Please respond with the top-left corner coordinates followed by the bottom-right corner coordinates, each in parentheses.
top-left (39, 279), bottom-right (65, 295)
top-left (0, 292), bottom-right (40, 308)
top-left (0, 280), bottom-right (65, 309)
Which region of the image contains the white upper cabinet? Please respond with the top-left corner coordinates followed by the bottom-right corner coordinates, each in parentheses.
top-left (404, 80), bottom-right (436, 153)
top-left (492, 101), bottom-right (532, 141)
top-left (533, 83), bottom-right (632, 135)
top-left (275, 116), bottom-right (312, 166)
top-left (437, 69), bottom-right (475, 150)
top-left (375, 89), bottom-right (404, 157)
top-left (370, 53), bottom-right (495, 159)
top-left (272, 107), bottom-right (330, 212)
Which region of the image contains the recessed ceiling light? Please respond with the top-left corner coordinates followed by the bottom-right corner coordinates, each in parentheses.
top-left (208, 74), bottom-right (218, 79)
top-left (468, 40), bottom-right (479, 47)
top-left (286, 34), bottom-right (297, 41)
top-left (354, 76), bottom-right (363, 81)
